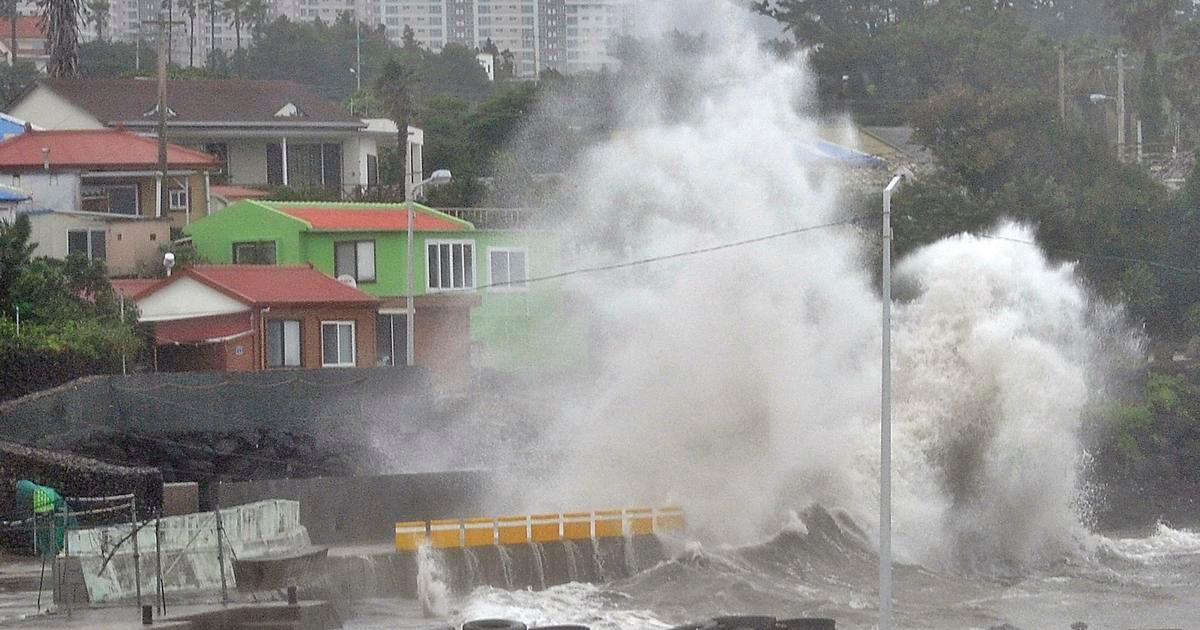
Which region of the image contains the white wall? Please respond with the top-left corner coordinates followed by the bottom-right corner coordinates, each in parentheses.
top-left (1, 171), bottom-right (82, 214)
top-left (6, 85), bottom-right (106, 130)
top-left (24, 211), bottom-right (106, 259)
top-left (227, 140), bottom-right (270, 186)
top-left (137, 275), bottom-right (250, 321)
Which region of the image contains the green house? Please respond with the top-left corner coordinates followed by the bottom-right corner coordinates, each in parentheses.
top-left (184, 200), bottom-right (575, 370)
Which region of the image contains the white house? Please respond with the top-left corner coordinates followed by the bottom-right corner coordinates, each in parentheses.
top-left (6, 79), bottom-right (421, 198)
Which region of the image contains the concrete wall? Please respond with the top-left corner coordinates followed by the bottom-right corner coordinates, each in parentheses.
top-left (217, 471), bottom-right (496, 545)
top-left (2, 171), bottom-right (81, 214)
top-left (0, 369), bottom-right (435, 478)
top-left (65, 499), bottom-right (310, 603)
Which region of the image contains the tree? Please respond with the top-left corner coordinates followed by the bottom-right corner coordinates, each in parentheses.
top-left (39, 0), bottom-right (83, 78)
top-left (0, 60), bottom-right (40, 105)
top-left (401, 24), bottom-right (419, 51)
top-left (177, 0), bottom-right (197, 66)
top-left (243, 0), bottom-right (268, 41)
top-left (0, 215), bottom-right (35, 319)
top-left (78, 39), bottom-right (151, 77)
top-left (4, 0), bottom-right (17, 65)
top-left (220, 0), bottom-right (245, 72)
top-left (84, 0), bottom-right (108, 41)
top-left (375, 56), bottom-right (419, 200)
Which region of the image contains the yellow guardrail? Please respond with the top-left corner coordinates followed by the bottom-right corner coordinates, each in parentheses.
top-left (394, 506), bottom-right (686, 552)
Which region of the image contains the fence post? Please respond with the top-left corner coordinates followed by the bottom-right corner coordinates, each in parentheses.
top-left (61, 504), bottom-right (72, 619)
top-left (155, 514), bottom-right (166, 616)
top-left (131, 497), bottom-right (143, 610)
top-left (214, 507), bottom-right (229, 606)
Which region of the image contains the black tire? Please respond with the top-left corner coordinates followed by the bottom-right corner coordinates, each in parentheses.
top-left (776, 619), bottom-right (835, 630)
top-left (462, 620), bottom-right (528, 630)
top-left (711, 616), bottom-right (776, 630)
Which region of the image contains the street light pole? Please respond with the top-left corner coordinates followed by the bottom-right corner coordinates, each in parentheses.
top-left (880, 173), bottom-right (904, 630)
top-left (1116, 48), bottom-right (1126, 162)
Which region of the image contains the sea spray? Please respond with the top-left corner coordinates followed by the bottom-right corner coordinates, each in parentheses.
top-left (416, 542), bottom-right (450, 618)
top-left (497, 544), bottom-right (515, 590)
top-left (532, 543), bottom-right (548, 590)
top-left (498, 0), bottom-right (1136, 574)
top-left (563, 539), bottom-right (580, 582)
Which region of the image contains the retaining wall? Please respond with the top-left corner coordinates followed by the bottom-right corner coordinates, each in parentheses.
top-left (216, 471), bottom-right (497, 545)
top-left (63, 499), bottom-right (311, 603)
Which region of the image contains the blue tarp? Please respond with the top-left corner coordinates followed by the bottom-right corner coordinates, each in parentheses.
top-left (0, 113), bottom-right (27, 139)
top-left (795, 139), bottom-right (886, 167)
top-left (0, 187), bottom-right (30, 202)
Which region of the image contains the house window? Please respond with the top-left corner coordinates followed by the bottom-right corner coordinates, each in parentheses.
top-left (266, 142), bottom-right (344, 190)
top-left (169, 182), bottom-right (189, 211)
top-left (488, 247), bottom-right (527, 290)
top-left (232, 241), bottom-right (277, 265)
top-left (426, 240), bottom-right (474, 291)
top-left (67, 229), bottom-right (106, 261)
top-left (334, 241), bottom-right (376, 282)
top-left (266, 319), bottom-right (302, 368)
top-left (81, 184), bottom-right (139, 215)
top-left (375, 312), bottom-right (408, 366)
top-left (321, 321), bottom-right (356, 367)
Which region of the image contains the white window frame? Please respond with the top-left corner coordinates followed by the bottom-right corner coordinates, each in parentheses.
top-left (334, 240), bottom-right (377, 283)
top-left (320, 320), bottom-right (357, 368)
top-left (265, 319), bottom-right (302, 368)
top-left (168, 181), bottom-right (189, 211)
top-left (487, 246), bottom-right (529, 292)
top-left (426, 239), bottom-right (477, 292)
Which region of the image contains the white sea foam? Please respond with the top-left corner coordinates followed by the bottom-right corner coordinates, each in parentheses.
top-left (455, 583), bottom-right (672, 629)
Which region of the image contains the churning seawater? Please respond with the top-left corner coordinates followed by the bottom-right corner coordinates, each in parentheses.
top-left (354, 1), bottom-right (1196, 627)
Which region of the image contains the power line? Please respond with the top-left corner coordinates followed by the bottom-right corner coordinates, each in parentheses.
top-left (975, 233), bottom-right (1200, 275)
top-left (459, 215), bottom-right (868, 292)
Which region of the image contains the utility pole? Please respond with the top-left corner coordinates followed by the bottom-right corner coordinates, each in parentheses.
top-left (1116, 48), bottom-right (1126, 162)
top-left (144, 5), bottom-right (185, 219)
top-left (355, 6), bottom-right (362, 94)
top-left (1058, 46), bottom-right (1066, 123)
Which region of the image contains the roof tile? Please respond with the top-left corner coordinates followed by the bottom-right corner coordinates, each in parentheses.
top-left (0, 129), bottom-right (219, 170)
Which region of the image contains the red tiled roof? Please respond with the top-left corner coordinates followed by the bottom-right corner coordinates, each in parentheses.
top-left (273, 206), bottom-right (470, 232)
top-left (0, 129), bottom-right (220, 170)
top-left (111, 278), bottom-right (160, 300)
top-left (211, 185), bottom-right (268, 200)
top-left (0, 17), bottom-right (47, 40)
top-left (179, 265), bottom-right (378, 305)
top-left (153, 312), bottom-right (253, 346)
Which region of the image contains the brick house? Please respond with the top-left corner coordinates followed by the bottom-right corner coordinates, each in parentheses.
top-left (113, 265), bottom-right (380, 373)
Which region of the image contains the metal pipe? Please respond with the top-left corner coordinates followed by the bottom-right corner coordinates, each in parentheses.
top-left (131, 497), bottom-right (143, 609)
top-left (214, 507), bottom-right (228, 605)
top-left (155, 514), bottom-right (166, 616)
top-left (880, 173), bottom-right (904, 630)
top-left (406, 203), bottom-right (415, 367)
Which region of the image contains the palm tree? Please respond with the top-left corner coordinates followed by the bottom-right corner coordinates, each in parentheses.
top-left (84, 0), bottom-right (108, 41)
top-left (220, 0), bottom-right (245, 72)
top-left (38, 0), bottom-right (83, 78)
top-left (243, 0), bottom-right (267, 42)
top-left (374, 56), bottom-right (418, 200)
top-left (177, 0), bottom-right (196, 66)
top-left (4, 0), bottom-right (16, 65)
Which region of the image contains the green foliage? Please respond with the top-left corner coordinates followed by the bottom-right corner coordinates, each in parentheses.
top-left (133, 242), bottom-right (207, 279)
top-left (1146, 372), bottom-right (1188, 415)
top-left (78, 40), bottom-right (152, 78)
top-left (0, 60), bottom-right (40, 107)
top-left (1111, 402), bottom-right (1154, 462)
top-left (243, 16), bottom-right (394, 103)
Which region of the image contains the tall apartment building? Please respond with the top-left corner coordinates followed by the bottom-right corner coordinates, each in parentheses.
top-left (81, 0), bottom-right (630, 76)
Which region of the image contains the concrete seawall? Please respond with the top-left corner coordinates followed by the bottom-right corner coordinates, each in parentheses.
top-left (63, 499), bottom-right (311, 603)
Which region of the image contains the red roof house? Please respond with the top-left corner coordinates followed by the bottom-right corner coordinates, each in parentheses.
top-left (124, 265), bottom-right (381, 373)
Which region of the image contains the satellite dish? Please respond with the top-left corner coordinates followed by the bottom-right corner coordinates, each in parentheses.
top-left (336, 274), bottom-right (357, 287)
